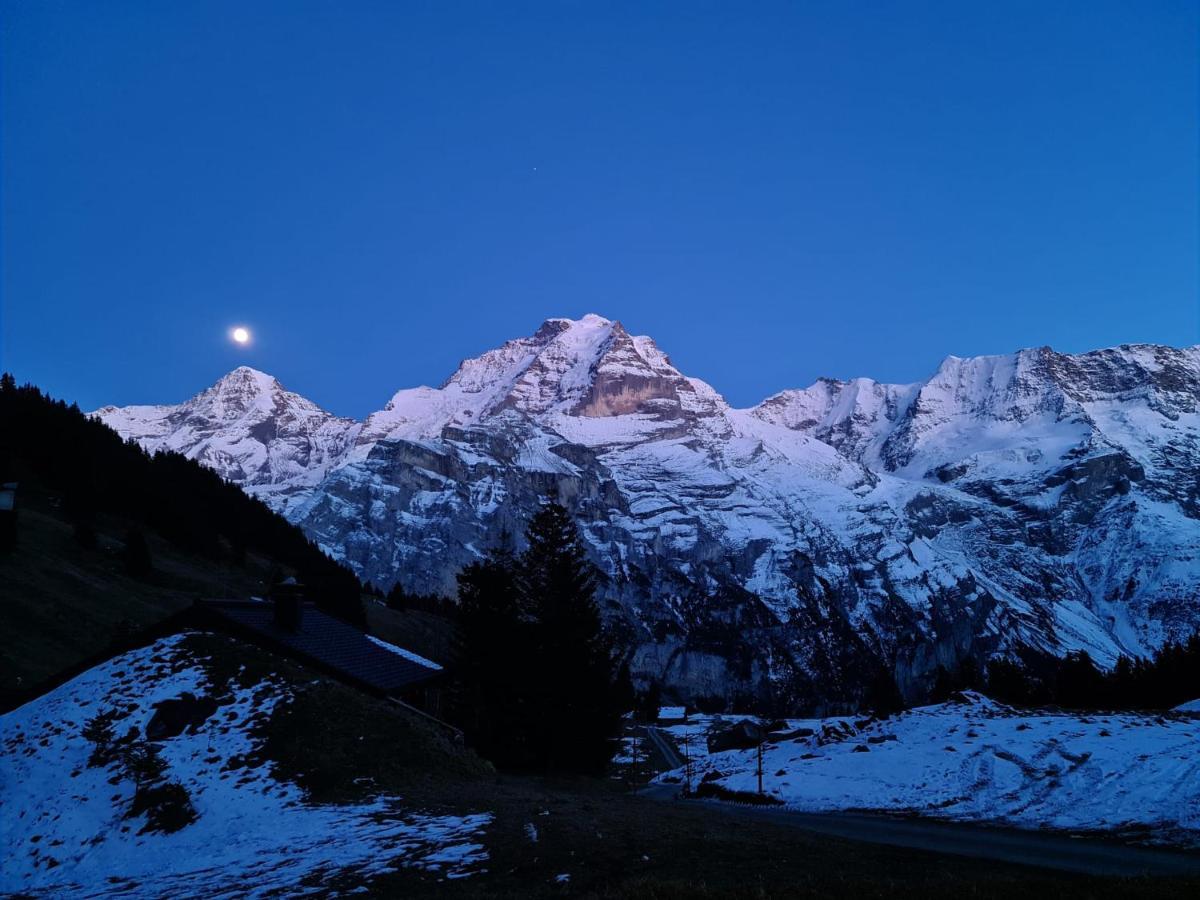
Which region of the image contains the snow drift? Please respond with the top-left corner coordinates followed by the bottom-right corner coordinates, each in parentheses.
top-left (662, 693), bottom-right (1200, 844)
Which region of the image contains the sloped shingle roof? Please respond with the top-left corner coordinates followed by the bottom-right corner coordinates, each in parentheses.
top-left (197, 600), bottom-right (441, 694)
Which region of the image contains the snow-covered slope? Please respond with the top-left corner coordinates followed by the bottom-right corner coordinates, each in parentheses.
top-left (661, 692), bottom-right (1200, 844)
top-left (93, 366), bottom-right (361, 512)
top-left (93, 317), bottom-right (1200, 709)
top-left (0, 634), bottom-right (490, 896)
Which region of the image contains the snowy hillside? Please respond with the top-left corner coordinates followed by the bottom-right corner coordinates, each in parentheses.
top-left (93, 316), bottom-right (1200, 708)
top-left (661, 693), bottom-right (1200, 845)
top-left (0, 634), bottom-right (490, 896)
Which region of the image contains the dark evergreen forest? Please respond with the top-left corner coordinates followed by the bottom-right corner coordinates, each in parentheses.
top-left (453, 501), bottom-right (630, 773)
top-left (0, 373), bottom-right (365, 625)
top-left (932, 642), bottom-right (1200, 713)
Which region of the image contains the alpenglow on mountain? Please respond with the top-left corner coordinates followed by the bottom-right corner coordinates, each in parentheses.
top-left (94, 315), bottom-right (1200, 710)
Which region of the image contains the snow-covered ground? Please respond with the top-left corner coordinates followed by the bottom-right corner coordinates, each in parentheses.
top-left (658, 694), bottom-right (1200, 845)
top-left (0, 635), bottom-right (491, 896)
top-left (613, 713), bottom-right (810, 772)
top-left (654, 714), bottom-right (816, 766)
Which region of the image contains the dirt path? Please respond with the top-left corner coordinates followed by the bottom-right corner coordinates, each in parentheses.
top-left (639, 783), bottom-right (1200, 878)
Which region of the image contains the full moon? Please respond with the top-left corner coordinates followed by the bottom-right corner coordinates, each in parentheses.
top-left (231, 327), bottom-right (251, 345)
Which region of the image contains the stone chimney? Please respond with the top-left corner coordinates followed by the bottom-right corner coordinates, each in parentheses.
top-left (271, 577), bottom-right (305, 632)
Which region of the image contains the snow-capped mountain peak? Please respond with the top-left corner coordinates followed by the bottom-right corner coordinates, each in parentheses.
top-left (93, 321), bottom-right (1200, 709)
top-left (93, 367), bottom-right (360, 503)
top-left (178, 365), bottom-right (291, 421)
top-left (437, 313), bottom-right (696, 418)
top-left (357, 315), bottom-right (727, 449)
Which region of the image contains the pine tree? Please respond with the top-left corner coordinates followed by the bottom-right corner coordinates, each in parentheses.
top-left (455, 546), bottom-right (536, 767)
top-left (929, 665), bottom-right (956, 703)
top-left (519, 500), bottom-right (622, 773)
top-left (985, 658), bottom-right (1037, 705)
top-left (1055, 651), bottom-right (1104, 708)
top-left (451, 503), bottom-right (624, 772)
top-left (865, 665), bottom-right (904, 716)
top-left (1110, 655), bottom-right (1135, 708)
top-left (958, 656), bottom-right (983, 692)
top-left (386, 582), bottom-right (408, 611)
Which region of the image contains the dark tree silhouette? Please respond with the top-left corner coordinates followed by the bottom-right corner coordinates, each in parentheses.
top-left (929, 656), bottom-right (984, 703)
top-left (983, 658), bottom-right (1036, 705)
top-left (0, 374), bottom-right (366, 624)
top-left (454, 546), bottom-right (537, 766)
top-left (385, 582), bottom-right (408, 611)
top-left (974, 640), bottom-right (1200, 712)
top-left (452, 501), bottom-right (624, 773)
top-left (1054, 651), bottom-right (1106, 708)
top-left (864, 665), bottom-right (905, 716)
top-left (519, 500), bottom-right (623, 773)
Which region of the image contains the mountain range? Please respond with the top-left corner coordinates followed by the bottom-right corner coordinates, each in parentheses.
top-left (94, 314), bottom-right (1200, 710)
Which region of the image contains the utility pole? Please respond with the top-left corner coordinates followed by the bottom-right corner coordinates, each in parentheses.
top-left (756, 715), bottom-right (765, 795)
top-left (631, 726), bottom-right (640, 786)
top-left (683, 725), bottom-right (692, 795)
top-left (757, 738), bottom-right (763, 795)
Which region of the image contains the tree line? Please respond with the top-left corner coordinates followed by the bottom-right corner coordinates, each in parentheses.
top-left (0, 374), bottom-right (628, 770)
top-left (0, 373), bottom-right (365, 625)
top-left (931, 638), bottom-right (1200, 712)
top-left (15, 372), bottom-right (1193, 768)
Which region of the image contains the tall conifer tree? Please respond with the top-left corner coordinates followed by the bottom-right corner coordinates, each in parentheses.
top-left (519, 500), bottom-right (621, 773)
top-left (455, 545), bottom-right (538, 767)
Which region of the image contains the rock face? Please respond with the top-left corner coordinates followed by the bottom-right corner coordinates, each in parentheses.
top-left (93, 316), bottom-right (1200, 711)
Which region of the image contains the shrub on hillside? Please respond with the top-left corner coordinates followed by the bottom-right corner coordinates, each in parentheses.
top-left (82, 708), bottom-right (196, 834)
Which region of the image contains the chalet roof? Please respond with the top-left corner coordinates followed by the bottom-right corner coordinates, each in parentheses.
top-left (195, 600), bottom-right (441, 695)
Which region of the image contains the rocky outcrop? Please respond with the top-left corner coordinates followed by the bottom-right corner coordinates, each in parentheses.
top-left (94, 318), bottom-right (1200, 712)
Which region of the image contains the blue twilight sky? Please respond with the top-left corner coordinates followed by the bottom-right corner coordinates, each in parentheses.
top-left (2, 1), bottom-right (1197, 417)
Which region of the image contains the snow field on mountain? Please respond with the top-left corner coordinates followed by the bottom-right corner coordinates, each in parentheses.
top-left (661, 694), bottom-right (1200, 842)
top-left (90, 317), bottom-right (1200, 702)
top-left (0, 635), bottom-right (490, 897)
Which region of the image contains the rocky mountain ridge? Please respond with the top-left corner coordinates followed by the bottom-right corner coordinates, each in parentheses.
top-left (94, 315), bottom-right (1200, 710)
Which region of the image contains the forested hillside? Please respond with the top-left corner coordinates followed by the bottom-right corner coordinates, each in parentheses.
top-left (0, 374), bottom-right (366, 705)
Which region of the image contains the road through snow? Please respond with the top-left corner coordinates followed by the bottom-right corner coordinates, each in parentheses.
top-left (643, 726), bottom-right (686, 770)
top-left (639, 783), bottom-right (1200, 877)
